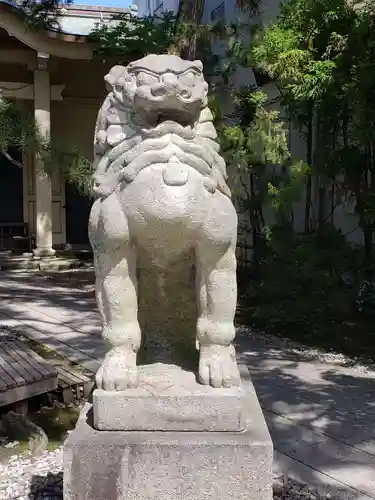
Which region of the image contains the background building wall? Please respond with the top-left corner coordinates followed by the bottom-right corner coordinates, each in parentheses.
top-left (135, 0), bottom-right (179, 16)
top-left (131, 0), bottom-right (364, 248)
top-left (0, 0), bottom-right (364, 249)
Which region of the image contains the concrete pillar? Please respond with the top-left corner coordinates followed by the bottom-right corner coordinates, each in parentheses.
top-left (33, 52), bottom-right (55, 258)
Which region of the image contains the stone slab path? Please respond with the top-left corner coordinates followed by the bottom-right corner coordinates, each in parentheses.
top-left (0, 271), bottom-right (374, 500)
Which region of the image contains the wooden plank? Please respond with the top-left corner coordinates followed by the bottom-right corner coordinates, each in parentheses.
top-left (0, 366), bottom-right (18, 389)
top-left (61, 365), bottom-right (91, 383)
top-left (1, 342), bottom-right (38, 384)
top-left (0, 372), bottom-right (9, 391)
top-left (3, 342), bottom-right (43, 382)
top-left (57, 368), bottom-right (80, 385)
top-left (58, 378), bottom-right (70, 388)
top-left (58, 366), bottom-right (86, 385)
top-left (57, 371), bottom-right (73, 386)
top-left (0, 311), bottom-right (102, 374)
top-left (12, 340), bottom-right (57, 378)
top-left (61, 387), bottom-right (73, 404)
top-left (83, 381), bottom-right (95, 399)
top-left (0, 350), bottom-right (25, 387)
top-left (0, 375), bottom-right (58, 407)
top-left (11, 350), bottom-right (50, 379)
top-left (57, 373), bottom-right (74, 404)
top-left (15, 340), bottom-right (57, 375)
top-left (57, 366), bottom-right (94, 401)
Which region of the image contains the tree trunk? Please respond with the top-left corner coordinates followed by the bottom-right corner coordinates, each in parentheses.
top-left (304, 104), bottom-right (313, 233)
top-left (170, 0), bottom-right (205, 59)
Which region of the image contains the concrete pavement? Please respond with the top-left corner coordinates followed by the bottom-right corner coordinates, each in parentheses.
top-left (0, 270), bottom-right (374, 499)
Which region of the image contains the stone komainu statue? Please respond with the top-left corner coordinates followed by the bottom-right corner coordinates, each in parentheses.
top-left (89, 54), bottom-right (240, 390)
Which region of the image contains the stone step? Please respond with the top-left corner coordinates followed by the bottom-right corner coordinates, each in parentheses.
top-left (0, 254), bottom-right (83, 271)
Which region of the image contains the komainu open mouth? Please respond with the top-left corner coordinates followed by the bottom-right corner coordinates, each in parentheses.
top-left (154, 112), bottom-right (193, 127)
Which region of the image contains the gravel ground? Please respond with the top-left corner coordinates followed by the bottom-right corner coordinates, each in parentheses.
top-left (237, 326), bottom-right (375, 375)
top-left (0, 447), bottom-right (336, 500)
top-left (0, 318), bottom-right (370, 499)
top-left (0, 447), bottom-right (63, 500)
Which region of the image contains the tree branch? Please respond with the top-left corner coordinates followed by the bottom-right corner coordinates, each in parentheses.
top-left (1, 149), bottom-right (23, 168)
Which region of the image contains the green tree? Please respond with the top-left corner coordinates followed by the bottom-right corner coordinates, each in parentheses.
top-left (19, 0), bottom-right (73, 28)
top-left (251, 0), bottom-right (375, 279)
top-left (88, 11), bottom-right (177, 62)
top-left (88, 0), bottom-right (304, 265)
top-left (170, 0), bottom-right (205, 59)
top-left (0, 1), bottom-right (92, 194)
top-left (0, 95), bottom-right (91, 195)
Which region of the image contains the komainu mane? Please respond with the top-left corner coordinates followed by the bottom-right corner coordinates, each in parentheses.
top-left (92, 55), bottom-right (231, 198)
top-left (89, 54), bottom-right (240, 390)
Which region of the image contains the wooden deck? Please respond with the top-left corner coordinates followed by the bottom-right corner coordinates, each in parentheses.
top-left (0, 338), bottom-right (58, 407)
top-left (57, 364), bottom-right (94, 403)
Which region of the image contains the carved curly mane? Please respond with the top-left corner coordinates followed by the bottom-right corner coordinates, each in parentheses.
top-left (92, 55), bottom-right (231, 199)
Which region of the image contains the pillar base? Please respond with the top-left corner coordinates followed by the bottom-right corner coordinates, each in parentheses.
top-left (33, 247), bottom-right (56, 259)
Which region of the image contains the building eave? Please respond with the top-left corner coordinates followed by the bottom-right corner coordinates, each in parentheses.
top-left (0, 1), bottom-right (93, 59)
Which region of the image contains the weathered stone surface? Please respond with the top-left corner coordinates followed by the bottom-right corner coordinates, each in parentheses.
top-left (64, 377), bottom-right (273, 500)
top-left (93, 363), bottom-right (247, 431)
top-left (89, 54), bottom-right (241, 391)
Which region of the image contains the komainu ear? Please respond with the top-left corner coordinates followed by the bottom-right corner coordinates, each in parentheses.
top-left (193, 60), bottom-right (204, 72)
top-left (104, 65), bottom-right (127, 91)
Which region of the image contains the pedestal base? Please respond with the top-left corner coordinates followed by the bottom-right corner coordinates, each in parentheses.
top-left (93, 363), bottom-right (247, 432)
top-left (64, 377), bottom-right (273, 500)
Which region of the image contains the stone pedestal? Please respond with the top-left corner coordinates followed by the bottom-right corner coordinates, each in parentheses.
top-left (93, 363), bottom-right (247, 432)
top-left (64, 367), bottom-right (273, 500)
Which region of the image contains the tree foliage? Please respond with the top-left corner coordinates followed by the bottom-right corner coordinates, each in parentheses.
top-left (171, 0), bottom-right (205, 59)
top-left (88, 0), bottom-right (304, 262)
top-left (225, 0), bottom-right (375, 356)
top-left (251, 0), bottom-right (375, 278)
top-left (19, 0), bottom-right (73, 29)
top-left (0, 97), bottom-right (41, 166)
top-left (5, 0), bottom-right (374, 353)
top-left (0, 1), bottom-right (92, 194)
top-left (88, 11), bottom-right (177, 61)
top-left (0, 95), bottom-right (91, 195)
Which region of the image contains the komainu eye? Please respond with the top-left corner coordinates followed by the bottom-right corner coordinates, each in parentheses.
top-left (179, 71), bottom-right (197, 86)
top-left (136, 72), bottom-right (159, 85)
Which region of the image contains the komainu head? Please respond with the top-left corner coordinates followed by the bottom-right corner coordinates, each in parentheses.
top-left (105, 54), bottom-right (208, 127)
top-left (94, 54), bottom-right (231, 199)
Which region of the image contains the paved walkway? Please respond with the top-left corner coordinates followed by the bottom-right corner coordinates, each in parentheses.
top-left (0, 271), bottom-right (374, 500)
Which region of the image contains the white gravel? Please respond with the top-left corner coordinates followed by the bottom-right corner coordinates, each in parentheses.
top-left (0, 448), bottom-right (63, 500)
top-left (237, 326), bottom-right (375, 375)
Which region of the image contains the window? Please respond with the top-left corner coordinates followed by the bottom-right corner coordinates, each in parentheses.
top-left (211, 2), bottom-right (225, 22)
top-left (146, 0), bottom-right (151, 15)
top-left (153, 1), bottom-right (164, 15)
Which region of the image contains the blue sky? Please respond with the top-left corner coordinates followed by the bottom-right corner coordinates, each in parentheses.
top-left (76, 0), bottom-right (132, 6)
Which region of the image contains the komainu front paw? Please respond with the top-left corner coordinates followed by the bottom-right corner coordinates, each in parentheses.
top-left (199, 344), bottom-right (240, 388)
top-left (96, 347), bottom-right (138, 391)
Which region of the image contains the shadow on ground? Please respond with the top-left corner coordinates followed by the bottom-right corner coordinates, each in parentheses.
top-left (236, 329), bottom-right (375, 499)
top-left (0, 271), bottom-right (104, 368)
top-left (29, 472), bottom-right (63, 499)
top-left (0, 271), bottom-right (374, 499)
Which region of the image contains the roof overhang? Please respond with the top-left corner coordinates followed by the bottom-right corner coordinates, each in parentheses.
top-left (0, 1), bottom-right (93, 59)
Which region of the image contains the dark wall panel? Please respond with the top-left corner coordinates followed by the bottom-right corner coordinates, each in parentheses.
top-left (0, 150), bottom-right (23, 223)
